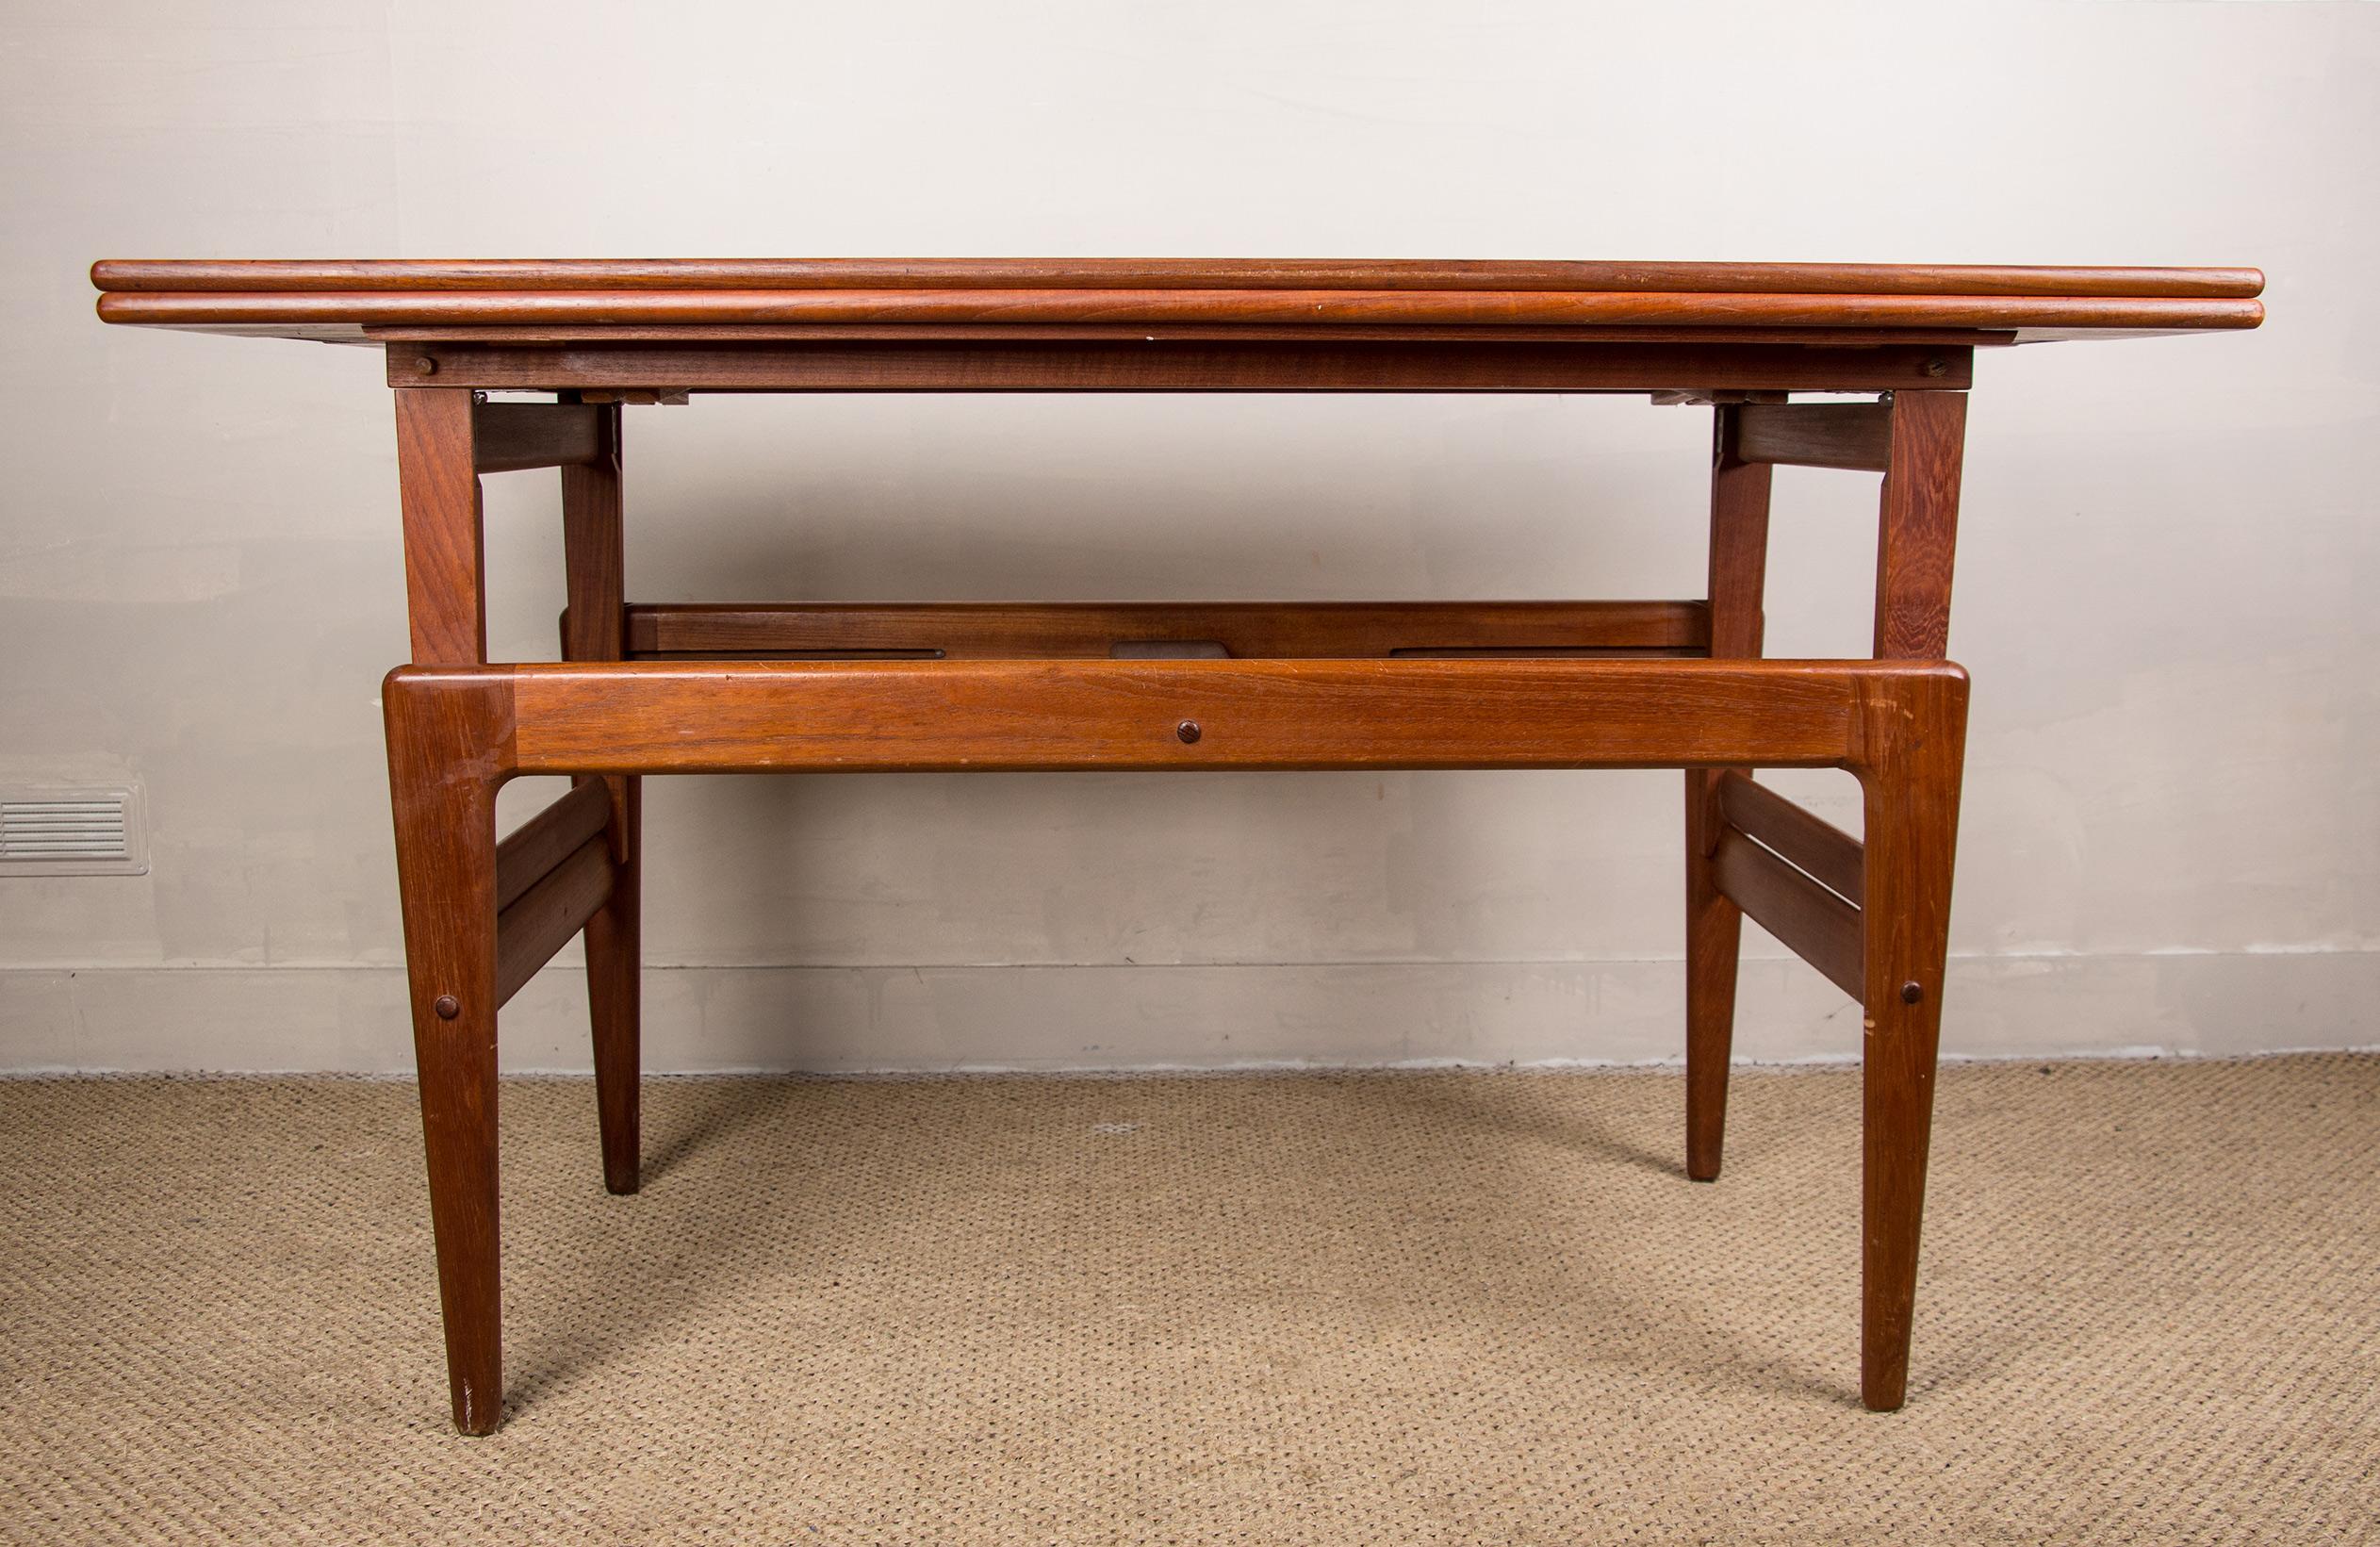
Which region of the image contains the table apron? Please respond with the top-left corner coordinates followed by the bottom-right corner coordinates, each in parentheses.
top-left (383, 658), bottom-right (1961, 778)
top-left (385, 339), bottom-right (1975, 394)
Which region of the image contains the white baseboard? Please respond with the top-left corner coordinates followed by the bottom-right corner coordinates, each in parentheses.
top-left (1, 950), bottom-right (2372, 1074)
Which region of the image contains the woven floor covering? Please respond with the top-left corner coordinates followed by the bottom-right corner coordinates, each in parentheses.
top-left (3, 1054), bottom-right (2373, 1544)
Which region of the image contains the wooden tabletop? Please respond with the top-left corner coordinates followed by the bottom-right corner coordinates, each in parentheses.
top-left (92, 259), bottom-right (2262, 346)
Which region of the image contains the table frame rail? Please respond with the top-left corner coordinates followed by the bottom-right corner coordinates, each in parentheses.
top-left (615, 599), bottom-right (1714, 660)
top-left (387, 337), bottom-right (1976, 395)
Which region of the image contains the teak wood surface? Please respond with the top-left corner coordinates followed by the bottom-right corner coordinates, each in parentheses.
top-left (92, 257), bottom-right (2259, 1434)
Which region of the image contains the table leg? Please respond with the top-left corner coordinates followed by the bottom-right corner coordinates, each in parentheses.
top-left (580, 775), bottom-right (639, 1193)
top-left (394, 387), bottom-right (486, 663)
top-left (1684, 401), bottom-right (1774, 1180)
top-left (390, 386), bottom-right (507, 1433)
top-left (1859, 386), bottom-right (1968, 1409)
top-left (1853, 671), bottom-right (1966, 1410)
top-left (384, 667), bottom-right (509, 1436)
top-left (560, 399), bottom-right (641, 1195)
top-left (1874, 389), bottom-right (1966, 661)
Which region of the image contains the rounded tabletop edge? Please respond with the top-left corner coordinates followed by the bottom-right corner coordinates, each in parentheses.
top-left (90, 257), bottom-right (2266, 302)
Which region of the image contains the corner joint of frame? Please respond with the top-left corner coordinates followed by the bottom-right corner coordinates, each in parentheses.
top-left (1843, 662), bottom-right (1970, 784)
top-left (381, 665), bottom-right (521, 791)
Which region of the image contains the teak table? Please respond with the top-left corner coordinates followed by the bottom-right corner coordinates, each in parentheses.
top-left (93, 258), bottom-right (2262, 1433)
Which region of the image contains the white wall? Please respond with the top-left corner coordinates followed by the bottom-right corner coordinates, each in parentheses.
top-left (2, 0), bottom-right (2372, 1072)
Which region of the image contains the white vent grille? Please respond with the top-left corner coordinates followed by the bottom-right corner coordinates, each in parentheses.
top-left (0, 786), bottom-right (147, 876)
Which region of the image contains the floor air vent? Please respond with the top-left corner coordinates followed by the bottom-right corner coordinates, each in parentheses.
top-left (0, 786), bottom-right (147, 876)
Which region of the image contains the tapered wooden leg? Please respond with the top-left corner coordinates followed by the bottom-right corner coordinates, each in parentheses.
top-left (390, 387), bottom-right (511, 1432)
top-left (1854, 386), bottom-right (1970, 1408)
top-left (581, 774), bottom-right (640, 1193)
top-left (1683, 782), bottom-right (1743, 1180)
top-left (385, 678), bottom-right (511, 1434)
top-left (560, 400), bottom-right (641, 1193)
top-left (1854, 671), bottom-right (1967, 1411)
top-left (1684, 400), bottom-right (1775, 1180)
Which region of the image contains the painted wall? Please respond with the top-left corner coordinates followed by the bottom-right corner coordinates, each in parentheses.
top-left (2, 1), bottom-right (2372, 1071)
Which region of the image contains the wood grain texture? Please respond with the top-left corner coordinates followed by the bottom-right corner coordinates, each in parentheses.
top-left (382, 672), bottom-right (514, 1435)
top-left (494, 836), bottom-right (615, 1009)
top-left (378, 340), bottom-right (1977, 395)
top-left (471, 401), bottom-right (604, 473)
top-left (1711, 829), bottom-right (1863, 999)
top-left (1874, 391), bottom-right (1968, 659)
top-left (380, 658), bottom-right (1972, 780)
top-left (627, 601), bottom-right (1710, 660)
top-left (369, 322), bottom-right (2020, 348)
top-left (559, 399), bottom-right (641, 1197)
top-left (89, 256), bottom-right (2268, 297)
top-left (1682, 398), bottom-right (1780, 1182)
top-left (558, 405), bottom-right (627, 666)
top-left (393, 388), bottom-right (484, 665)
top-left (1717, 769), bottom-right (1864, 904)
top-left (1849, 669), bottom-right (1969, 1412)
top-left (492, 780), bottom-right (611, 912)
top-left (477, 659), bottom-right (1895, 776)
top-left (581, 771), bottom-right (640, 1197)
top-left (92, 286), bottom-right (2267, 339)
top-left (1703, 402), bottom-right (1779, 667)
top-left (1732, 401), bottom-right (1895, 472)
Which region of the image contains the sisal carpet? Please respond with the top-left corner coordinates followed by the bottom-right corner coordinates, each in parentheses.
top-left (1, 1055), bottom-right (2373, 1544)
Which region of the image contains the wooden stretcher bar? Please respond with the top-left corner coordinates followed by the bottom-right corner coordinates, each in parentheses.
top-left (495, 836), bottom-right (614, 1008)
top-left (617, 601), bottom-right (1713, 661)
top-left (1717, 769), bottom-right (1864, 903)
